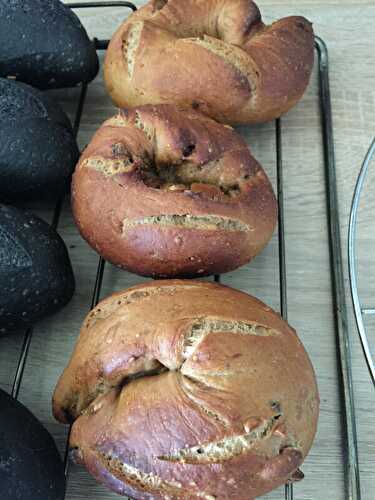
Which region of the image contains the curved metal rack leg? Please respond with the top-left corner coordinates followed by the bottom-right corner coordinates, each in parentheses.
top-left (315, 36), bottom-right (361, 500)
top-left (348, 137), bottom-right (375, 386)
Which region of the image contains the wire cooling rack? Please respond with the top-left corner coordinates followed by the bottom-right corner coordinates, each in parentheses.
top-left (5, 2), bottom-right (362, 500)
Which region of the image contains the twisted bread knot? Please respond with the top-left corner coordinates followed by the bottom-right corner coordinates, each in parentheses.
top-left (104, 0), bottom-right (314, 124)
top-left (151, 0), bottom-right (262, 45)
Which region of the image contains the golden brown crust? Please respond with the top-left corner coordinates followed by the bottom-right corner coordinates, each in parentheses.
top-left (72, 104), bottom-right (277, 278)
top-left (104, 0), bottom-right (314, 124)
top-left (53, 280), bottom-right (319, 500)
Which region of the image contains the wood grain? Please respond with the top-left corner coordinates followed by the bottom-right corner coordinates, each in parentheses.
top-left (0, 1), bottom-right (374, 499)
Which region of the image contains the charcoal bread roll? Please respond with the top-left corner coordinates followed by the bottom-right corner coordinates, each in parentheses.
top-left (0, 204), bottom-right (75, 334)
top-left (72, 104), bottom-right (277, 278)
top-left (53, 280), bottom-right (319, 500)
top-left (0, 78), bottom-right (79, 201)
top-left (0, 388), bottom-right (65, 500)
top-left (104, 0), bottom-right (314, 124)
top-left (0, 0), bottom-right (98, 89)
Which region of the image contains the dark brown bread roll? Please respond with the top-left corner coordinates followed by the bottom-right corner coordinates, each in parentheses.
top-left (104, 0), bottom-right (314, 124)
top-left (53, 280), bottom-right (319, 500)
top-left (72, 104), bottom-right (277, 278)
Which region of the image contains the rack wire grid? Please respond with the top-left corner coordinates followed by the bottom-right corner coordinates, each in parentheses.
top-left (4, 2), bottom-right (362, 500)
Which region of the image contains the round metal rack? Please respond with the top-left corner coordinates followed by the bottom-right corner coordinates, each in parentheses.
top-left (348, 137), bottom-right (375, 387)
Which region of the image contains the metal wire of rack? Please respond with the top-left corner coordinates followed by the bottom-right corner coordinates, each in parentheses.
top-left (5, 2), bottom-right (362, 499)
top-left (348, 137), bottom-right (375, 388)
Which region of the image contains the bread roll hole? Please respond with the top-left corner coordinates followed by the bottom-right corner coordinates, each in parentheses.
top-left (107, 118), bottom-right (244, 197)
top-left (270, 401), bottom-right (282, 413)
top-left (138, 156), bottom-right (242, 197)
top-left (80, 363), bottom-right (166, 417)
top-left (182, 143), bottom-right (196, 157)
top-left (225, 184), bottom-right (240, 196)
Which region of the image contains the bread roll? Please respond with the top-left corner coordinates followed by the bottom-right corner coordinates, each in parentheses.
top-left (0, 78), bottom-right (79, 200)
top-left (0, 204), bottom-right (75, 334)
top-left (0, 0), bottom-right (98, 89)
top-left (72, 104), bottom-right (277, 278)
top-left (0, 389), bottom-right (65, 500)
top-left (53, 280), bottom-right (319, 500)
top-left (104, 0), bottom-right (314, 124)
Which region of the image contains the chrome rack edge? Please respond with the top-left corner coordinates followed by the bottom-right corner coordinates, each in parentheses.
top-left (315, 36), bottom-right (361, 500)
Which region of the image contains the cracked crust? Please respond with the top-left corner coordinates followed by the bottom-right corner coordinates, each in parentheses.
top-left (104, 0), bottom-right (314, 124)
top-left (53, 280), bottom-right (319, 499)
top-left (72, 104), bottom-right (277, 278)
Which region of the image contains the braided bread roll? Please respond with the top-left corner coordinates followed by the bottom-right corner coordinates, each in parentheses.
top-left (72, 104), bottom-right (277, 278)
top-left (104, 0), bottom-right (314, 124)
top-left (53, 280), bottom-right (319, 500)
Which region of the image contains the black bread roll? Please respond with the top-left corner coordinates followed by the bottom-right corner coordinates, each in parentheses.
top-left (0, 388), bottom-right (65, 500)
top-left (0, 204), bottom-right (75, 334)
top-left (0, 78), bottom-right (79, 201)
top-left (0, 0), bottom-right (98, 89)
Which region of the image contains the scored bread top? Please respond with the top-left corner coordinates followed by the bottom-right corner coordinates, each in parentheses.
top-left (104, 0), bottom-right (314, 124)
top-left (72, 104), bottom-right (277, 278)
top-left (53, 280), bottom-right (319, 499)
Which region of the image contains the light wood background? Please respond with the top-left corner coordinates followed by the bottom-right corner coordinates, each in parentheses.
top-left (0, 1), bottom-right (374, 499)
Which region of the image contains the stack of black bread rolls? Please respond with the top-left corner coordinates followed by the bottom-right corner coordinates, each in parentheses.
top-left (0, 1), bottom-right (98, 498)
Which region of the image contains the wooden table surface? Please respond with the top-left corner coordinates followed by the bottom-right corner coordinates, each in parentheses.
top-left (1, 1), bottom-right (374, 499)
